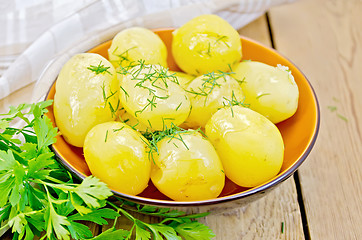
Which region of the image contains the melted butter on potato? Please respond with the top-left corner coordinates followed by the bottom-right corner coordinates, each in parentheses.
top-left (84, 121), bottom-right (151, 196)
top-left (108, 27), bottom-right (167, 69)
top-left (151, 131), bottom-right (225, 201)
top-left (184, 73), bottom-right (244, 128)
top-left (118, 64), bottom-right (191, 131)
top-left (232, 61), bottom-right (299, 123)
top-left (205, 106), bottom-right (284, 188)
top-left (54, 53), bottom-right (119, 147)
top-left (172, 14), bottom-right (242, 75)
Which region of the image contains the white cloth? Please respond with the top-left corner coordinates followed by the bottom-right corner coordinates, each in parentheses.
top-left (0, 0), bottom-right (296, 113)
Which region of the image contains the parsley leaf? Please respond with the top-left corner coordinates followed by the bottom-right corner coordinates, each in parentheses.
top-left (0, 101), bottom-right (215, 240)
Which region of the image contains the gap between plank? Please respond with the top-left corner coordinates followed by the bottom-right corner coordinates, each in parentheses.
top-left (265, 12), bottom-right (276, 49)
top-left (266, 12), bottom-right (311, 240)
top-left (293, 171), bottom-right (311, 240)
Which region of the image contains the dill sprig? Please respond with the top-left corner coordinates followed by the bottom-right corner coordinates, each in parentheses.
top-left (215, 35), bottom-right (230, 48)
top-left (256, 93), bottom-right (271, 99)
top-left (122, 61), bottom-right (180, 117)
top-left (111, 46), bottom-right (138, 67)
top-left (100, 83), bottom-right (120, 118)
top-left (187, 70), bottom-right (233, 96)
top-left (222, 90), bottom-right (250, 117)
top-left (87, 61), bottom-right (112, 75)
top-left (140, 122), bottom-right (204, 162)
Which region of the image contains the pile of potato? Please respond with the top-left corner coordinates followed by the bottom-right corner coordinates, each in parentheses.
top-left (53, 14), bottom-right (299, 201)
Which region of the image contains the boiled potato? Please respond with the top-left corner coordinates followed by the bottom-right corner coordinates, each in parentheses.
top-left (168, 71), bottom-right (195, 89)
top-left (205, 106), bottom-right (284, 187)
top-left (54, 53), bottom-right (118, 147)
top-left (151, 131), bottom-right (225, 201)
top-left (233, 61), bottom-right (299, 123)
top-left (172, 14), bottom-right (242, 75)
top-left (84, 121), bottom-right (151, 195)
top-left (184, 73), bottom-right (244, 128)
top-left (118, 64), bottom-right (191, 131)
top-left (108, 27), bottom-right (167, 68)
top-left (120, 111), bottom-right (149, 132)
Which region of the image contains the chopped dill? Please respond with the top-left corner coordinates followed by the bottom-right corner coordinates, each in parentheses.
top-left (176, 102), bottom-right (182, 111)
top-left (328, 98), bottom-right (348, 122)
top-left (147, 119), bottom-right (153, 128)
top-left (101, 83), bottom-right (120, 117)
top-left (104, 130), bottom-right (109, 142)
top-left (327, 106), bottom-right (337, 112)
top-left (337, 114), bottom-right (348, 122)
top-left (120, 85), bottom-right (129, 100)
top-left (140, 123), bottom-right (204, 162)
top-left (206, 42), bottom-right (211, 57)
top-left (112, 46), bottom-right (138, 67)
top-left (113, 126), bottom-right (125, 132)
top-left (125, 61), bottom-right (179, 116)
top-left (187, 70), bottom-right (233, 98)
top-left (215, 35), bottom-right (230, 48)
top-left (87, 61), bottom-right (112, 75)
top-left (256, 93), bottom-right (271, 99)
top-left (222, 91), bottom-right (250, 117)
top-left (130, 121), bottom-right (140, 131)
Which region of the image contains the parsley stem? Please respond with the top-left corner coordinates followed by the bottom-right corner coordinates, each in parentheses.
top-left (45, 175), bottom-right (67, 184)
top-left (107, 200), bottom-right (135, 222)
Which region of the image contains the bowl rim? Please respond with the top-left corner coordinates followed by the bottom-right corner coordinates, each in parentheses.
top-left (46, 31), bottom-right (320, 207)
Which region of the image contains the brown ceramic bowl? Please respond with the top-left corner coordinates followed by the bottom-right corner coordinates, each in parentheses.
top-left (45, 28), bottom-right (319, 209)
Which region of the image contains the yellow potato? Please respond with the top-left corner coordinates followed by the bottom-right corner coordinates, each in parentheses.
top-left (84, 121), bottom-right (151, 195)
top-left (108, 27), bottom-right (167, 69)
top-left (172, 14), bottom-right (242, 75)
top-left (185, 73), bottom-right (244, 128)
top-left (54, 53), bottom-right (119, 147)
top-left (120, 111), bottom-right (149, 132)
top-left (151, 131), bottom-right (225, 201)
top-left (205, 106), bottom-right (284, 188)
top-left (168, 71), bottom-right (195, 89)
top-left (118, 64), bottom-right (191, 131)
top-left (232, 61), bottom-right (299, 123)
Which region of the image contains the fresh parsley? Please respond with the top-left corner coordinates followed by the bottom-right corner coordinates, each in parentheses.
top-left (0, 101), bottom-right (215, 240)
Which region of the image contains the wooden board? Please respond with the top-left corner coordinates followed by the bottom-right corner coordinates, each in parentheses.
top-left (269, 0), bottom-right (362, 239)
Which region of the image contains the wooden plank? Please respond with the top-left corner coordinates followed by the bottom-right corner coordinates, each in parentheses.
top-left (269, 0), bottom-right (362, 239)
top-left (102, 15), bottom-right (305, 240)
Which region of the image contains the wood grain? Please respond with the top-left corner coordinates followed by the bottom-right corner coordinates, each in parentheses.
top-left (269, 0), bottom-right (362, 239)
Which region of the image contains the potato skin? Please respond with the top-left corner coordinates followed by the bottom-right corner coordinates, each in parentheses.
top-left (151, 131), bottom-right (225, 201)
top-left (185, 74), bottom-right (244, 128)
top-left (118, 64), bottom-right (191, 131)
top-left (233, 61), bottom-right (299, 123)
top-left (84, 121), bottom-right (151, 195)
top-left (205, 106), bottom-right (284, 188)
top-left (108, 27), bottom-right (167, 68)
top-left (54, 53), bottom-right (118, 147)
top-left (172, 14), bottom-right (242, 75)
